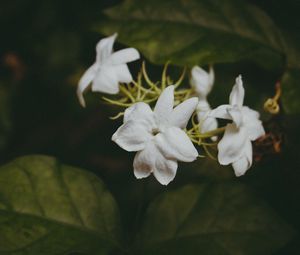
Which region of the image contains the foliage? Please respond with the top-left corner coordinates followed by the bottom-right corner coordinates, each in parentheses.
top-left (0, 0), bottom-right (299, 254)
top-left (0, 156), bottom-right (121, 254)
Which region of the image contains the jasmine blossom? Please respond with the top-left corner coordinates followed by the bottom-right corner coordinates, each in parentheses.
top-left (112, 86), bottom-right (199, 185)
top-left (210, 75), bottom-right (265, 176)
top-left (77, 33), bottom-right (140, 107)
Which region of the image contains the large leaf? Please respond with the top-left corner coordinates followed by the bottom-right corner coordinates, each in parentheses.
top-left (0, 155), bottom-right (121, 255)
top-left (134, 183), bottom-right (294, 255)
top-left (97, 0), bottom-right (285, 69)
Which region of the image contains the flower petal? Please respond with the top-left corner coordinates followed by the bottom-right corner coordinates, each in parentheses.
top-left (242, 106), bottom-right (260, 119)
top-left (109, 48), bottom-right (140, 65)
top-left (218, 123), bottom-right (248, 165)
top-left (247, 119), bottom-right (265, 141)
top-left (77, 64), bottom-right (97, 107)
top-left (209, 104), bottom-right (232, 120)
top-left (232, 139), bottom-right (252, 176)
top-left (228, 106), bottom-right (243, 127)
top-left (154, 85), bottom-right (174, 124)
top-left (200, 115), bottom-right (218, 133)
top-left (92, 66), bottom-right (119, 94)
top-left (124, 102), bottom-right (154, 124)
top-left (197, 101), bottom-right (218, 133)
top-left (197, 100), bottom-right (211, 112)
top-left (155, 127), bottom-right (198, 162)
top-left (133, 143), bottom-right (154, 179)
top-left (169, 97), bottom-right (198, 128)
top-left (229, 75), bottom-right (244, 107)
top-left (191, 66), bottom-right (213, 97)
top-left (133, 142), bottom-right (178, 185)
top-left (112, 120), bottom-right (151, 152)
top-left (114, 64), bottom-right (133, 83)
top-left (242, 107), bottom-right (265, 140)
top-left (232, 157), bottom-right (250, 177)
top-left (96, 33), bottom-right (117, 63)
top-left (153, 158), bottom-right (177, 186)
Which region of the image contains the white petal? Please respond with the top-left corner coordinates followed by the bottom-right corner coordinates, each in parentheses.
top-left (232, 157), bottom-right (250, 177)
top-left (209, 104), bottom-right (232, 120)
top-left (169, 97), bottom-right (198, 128)
top-left (112, 120), bottom-right (151, 152)
top-left (124, 102), bottom-right (154, 124)
top-left (92, 66), bottom-right (119, 94)
top-left (228, 106), bottom-right (243, 127)
top-left (154, 85), bottom-right (174, 124)
top-left (191, 66), bottom-right (212, 97)
top-left (229, 75), bottom-right (244, 107)
top-left (133, 142), bottom-right (177, 185)
top-left (197, 102), bottom-right (218, 140)
top-left (242, 107), bottom-right (265, 140)
top-left (77, 64), bottom-right (97, 107)
top-left (247, 119), bottom-right (265, 141)
top-left (197, 101), bottom-right (218, 133)
top-left (109, 48), bottom-right (140, 65)
top-left (133, 143), bottom-right (154, 179)
top-left (242, 106), bottom-right (260, 119)
top-left (155, 127), bottom-right (198, 162)
top-left (114, 64), bottom-right (133, 83)
top-left (232, 139), bottom-right (252, 176)
top-left (200, 115), bottom-right (218, 133)
top-left (153, 158), bottom-right (177, 186)
top-left (197, 100), bottom-right (211, 112)
top-left (217, 124), bottom-right (248, 165)
top-left (96, 33), bottom-right (117, 63)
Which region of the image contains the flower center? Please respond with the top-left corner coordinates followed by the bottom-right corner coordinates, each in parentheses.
top-left (151, 128), bottom-right (160, 136)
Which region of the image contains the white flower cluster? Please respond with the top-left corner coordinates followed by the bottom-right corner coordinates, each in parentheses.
top-left (78, 34), bottom-right (265, 185)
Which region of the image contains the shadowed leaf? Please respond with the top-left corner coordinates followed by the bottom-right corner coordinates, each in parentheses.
top-left (97, 0), bottom-right (285, 69)
top-left (135, 183), bottom-right (294, 255)
top-left (0, 155), bottom-right (122, 255)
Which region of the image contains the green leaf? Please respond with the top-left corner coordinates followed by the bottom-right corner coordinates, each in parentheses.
top-left (97, 0), bottom-right (285, 69)
top-left (135, 183), bottom-right (294, 255)
top-left (281, 68), bottom-right (300, 114)
top-left (0, 155), bottom-right (122, 255)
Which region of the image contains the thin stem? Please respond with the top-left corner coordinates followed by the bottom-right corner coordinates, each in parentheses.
top-left (174, 67), bottom-right (186, 89)
top-left (142, 62), bottom-right (160, 92)
top-left (120, 85), bottom-right (135, 103)
top-left (161, 61), bottom-right (170, 89)
top-left (203, 144), bottom-right (217, 160)
top-left (199, 126), bottom-right (226, 138)
top-left (102, 97), bottom-right (132, 107)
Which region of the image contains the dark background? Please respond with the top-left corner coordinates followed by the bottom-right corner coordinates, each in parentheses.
top-left (0, 0), bottom-right (299, 254)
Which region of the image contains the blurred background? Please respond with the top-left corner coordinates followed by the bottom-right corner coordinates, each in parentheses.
top-left (0, 0), bottom-right (299, 254)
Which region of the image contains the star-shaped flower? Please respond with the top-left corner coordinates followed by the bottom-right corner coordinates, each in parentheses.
top-left (112, 86), bottom-right (199, 185)
top-left (210, 75), bottom-right (265, 176)
top-left (77, 33), bottom-right (140, 107)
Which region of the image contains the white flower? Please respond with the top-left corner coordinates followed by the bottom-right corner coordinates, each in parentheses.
top-left (112, 86), bottom-right (199, 185)
top-left (191, 66), bottom-right (214, 98)
top-left (210, 75), bottom-right (265, 176)
top-left (191, 66), bottom-right (218, 138)
top-left (77, 33), bottom-right (140, 107)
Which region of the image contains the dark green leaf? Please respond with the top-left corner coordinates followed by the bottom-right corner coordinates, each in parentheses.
top-left (135, 183), bottom-right (294, 255)
top-left (281, 69), bottom-right (300, 114)
top-left (97, 0), bottom-right (285, 69)
top-left (0, 155), bottom-right (122, 255)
